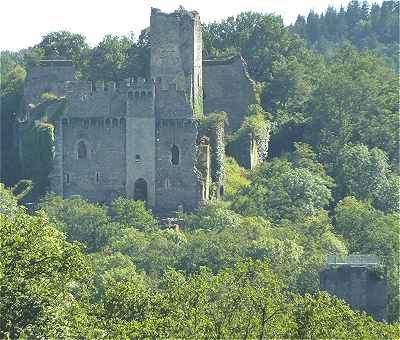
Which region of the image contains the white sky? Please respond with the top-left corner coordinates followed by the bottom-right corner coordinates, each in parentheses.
top-left (1, 0), bottom-right (383, 51)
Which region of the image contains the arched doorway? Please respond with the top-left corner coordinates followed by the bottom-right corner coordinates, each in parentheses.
top-left (171, 144), bottom-right (179, 165)
top-left (134, 178), bottom-right (148, 202)
top-left (77, 141), bottom-right (88, 160)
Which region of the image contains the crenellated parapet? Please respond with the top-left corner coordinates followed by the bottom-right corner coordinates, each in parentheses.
top-left (63, 80), bottom-right (125, 118)
top-left (154, 79), bottom-right (193, 118)
top-left (126, 78), bottom-right (155, 117)
top-left (62, 78), bottom-right (156, 118)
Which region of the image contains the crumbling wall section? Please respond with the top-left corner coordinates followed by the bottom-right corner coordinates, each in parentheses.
top-left (203, 55), bottom-right (257, 133)
top-left (24, 60), bottom-right (75, 117)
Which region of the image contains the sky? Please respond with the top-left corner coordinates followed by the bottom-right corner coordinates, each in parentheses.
top-left (1, 0), bottom-right (383, 51)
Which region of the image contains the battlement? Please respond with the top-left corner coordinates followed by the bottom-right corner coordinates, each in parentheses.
top-left (63, 81), bottom-right (125, 117)
top-left (155, 80), bottom-right (192, 118)
top-left (126, 79), bottom-right (155, 117)
top-left (151, 7), bottom-right (200, 21)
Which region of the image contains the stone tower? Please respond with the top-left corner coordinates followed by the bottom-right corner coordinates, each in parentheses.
top-left (19, 7), bottom-right (231, 214)
top-left (150, 7), bottom-right (203, 115)
top-left (151, 8), bottom-right (205, 213)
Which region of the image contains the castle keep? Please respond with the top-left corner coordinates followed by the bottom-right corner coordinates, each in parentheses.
top-left (21, 7), bottom-right (258, 213)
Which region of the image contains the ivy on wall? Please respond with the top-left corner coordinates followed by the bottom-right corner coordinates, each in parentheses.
top-left (20, 122), bottom-right (55, 200)
top-left (226, 104), bottom-right (271, 168)
top-left (18, 91), bottom-right (66, 201)
top-left (197, 112), bottom-right (227, 197)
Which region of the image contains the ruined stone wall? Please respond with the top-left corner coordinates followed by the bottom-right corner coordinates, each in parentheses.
top-left (150, 7), bottom-right (203, 115)
top-left (320, 266), bottom-right (387, 321)
top-left (61, 117), bottom-right (126, 203)
top-left (43, 7), bottom-right (220, 214)
top-left (226, 132), bottom-right (259, 169)
top-left (24, 60), bottom-right (75, 114)
top-left (203, 56), bottom-right (257, 133)
top-left (151, 7), bottom-right (205, 213)
top-left (155, 119), bottom-right (203, 213)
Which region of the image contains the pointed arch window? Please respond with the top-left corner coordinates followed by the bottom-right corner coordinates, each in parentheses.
top-left (77, 141), bottom-right (88, 160)
top-left (171, 144), bottom-right (179, 165)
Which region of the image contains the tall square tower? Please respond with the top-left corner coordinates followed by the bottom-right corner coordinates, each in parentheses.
top-left (150, 7), bottom-right (203, 116)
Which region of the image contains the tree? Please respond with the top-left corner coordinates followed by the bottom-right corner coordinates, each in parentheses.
top-left (232, 158), bottom-right (332, 222)
top-left (39, 194), bottom-right (115, 252)
top-left (86, 34), bottom-right (133, 81)
top-left (334, 143), bottom-right (398, 212)
top-left (36, 31), bottom-right (89, 72)
top-left (0, 208), bottom-right (92, 338)
top-left (306, 44), bottom-right (399, 166)
top-left (110, 197), bottom-right (156, 232)
top-left (100, 260), bottom-right (295, 338)
top-left (1, 52), bottom-right (26, 185)
top-left (0, 184), bottom-right (17, 217)
top-left (293, 292), bottom-right (399, 338)
top-left (335, 196), bottom-right (400, 321)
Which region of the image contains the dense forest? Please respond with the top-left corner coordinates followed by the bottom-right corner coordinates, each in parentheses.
top-left (1, 0), bottom-right (399, 338)
top-left (292, 0), bottom-right (399, 68)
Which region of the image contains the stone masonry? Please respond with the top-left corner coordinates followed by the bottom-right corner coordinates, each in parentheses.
top-left (21, 7), bottom-right (258, 213)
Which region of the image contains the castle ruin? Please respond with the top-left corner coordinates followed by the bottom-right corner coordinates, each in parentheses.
top-left (20, 7), bottom-right (258, 213)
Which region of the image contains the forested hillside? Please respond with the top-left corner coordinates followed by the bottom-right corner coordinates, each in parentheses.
top-left (1, 0), bottom-right (399, 338)
top-left (292, 0), bottom-right (399, 68)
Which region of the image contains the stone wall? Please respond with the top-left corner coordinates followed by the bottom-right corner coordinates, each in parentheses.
top-left (151, 7), bottom-right (205, 213)
top-left (155, 119), bottom-right (203, 214)
top-left (61, 117), bottom-right (126, 203)
top-left (320, 266), bottom-right (388, 321)
top-left (35, 7), bottom-right (221, 214)
top-left (203, 55), bottom-right (257, 133)
top-left (150, 7), bottom-right (203, 115)
top-left (226, 132), bottom-right (259, 169)
top-left (24, 60), bottom-right (75, 114)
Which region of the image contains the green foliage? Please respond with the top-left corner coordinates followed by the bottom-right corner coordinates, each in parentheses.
top-left (11, 179), bottom-right (33, 200)
top-left (293, 291), bottom-right (400, 339)
top-left (0, 208), bottom-right (92, 338)
top-left (23, 48), bottom-right (45, 68)
top-left (39, 194), bottom-right (115, 252)
top-left (0, 189), bottom-right (398, 336)
top-left (101, 260), bottom-right (295, 338)
top-left (36, 31), bottom-right (89, 74)
top-left (86, 34), bottom-right (133, 81)
top-left (223, 156), bottom-right (250, 199)
top-left (306, 44), bottom-right (399, 165)
top-left (0, 52), bottom-right (26, 98)
top-left (197, 111), bottom-right (228, 128)
top-left (110, 197), bottom-right (156, 232)
top-left (335, 196), bottom-right (399, 321)
top-left (1, 2), bottom-right (399, 334)
top-left (40, 91), bottom-right (58, 102)
top-left (20, 122), bottom-right (54, 200)
top-left (0, 184), bottom-right (18, 217)
top-left (334, 143), bottom-right (398, 212)
top-left (232, 157), bottom-right (333, 222)
top-left (226, 108), bottom-right (271, 165)
top-left (1, 51), bottom-right (26, 186)
top-left (292, 1), bottom-right (399, 69)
